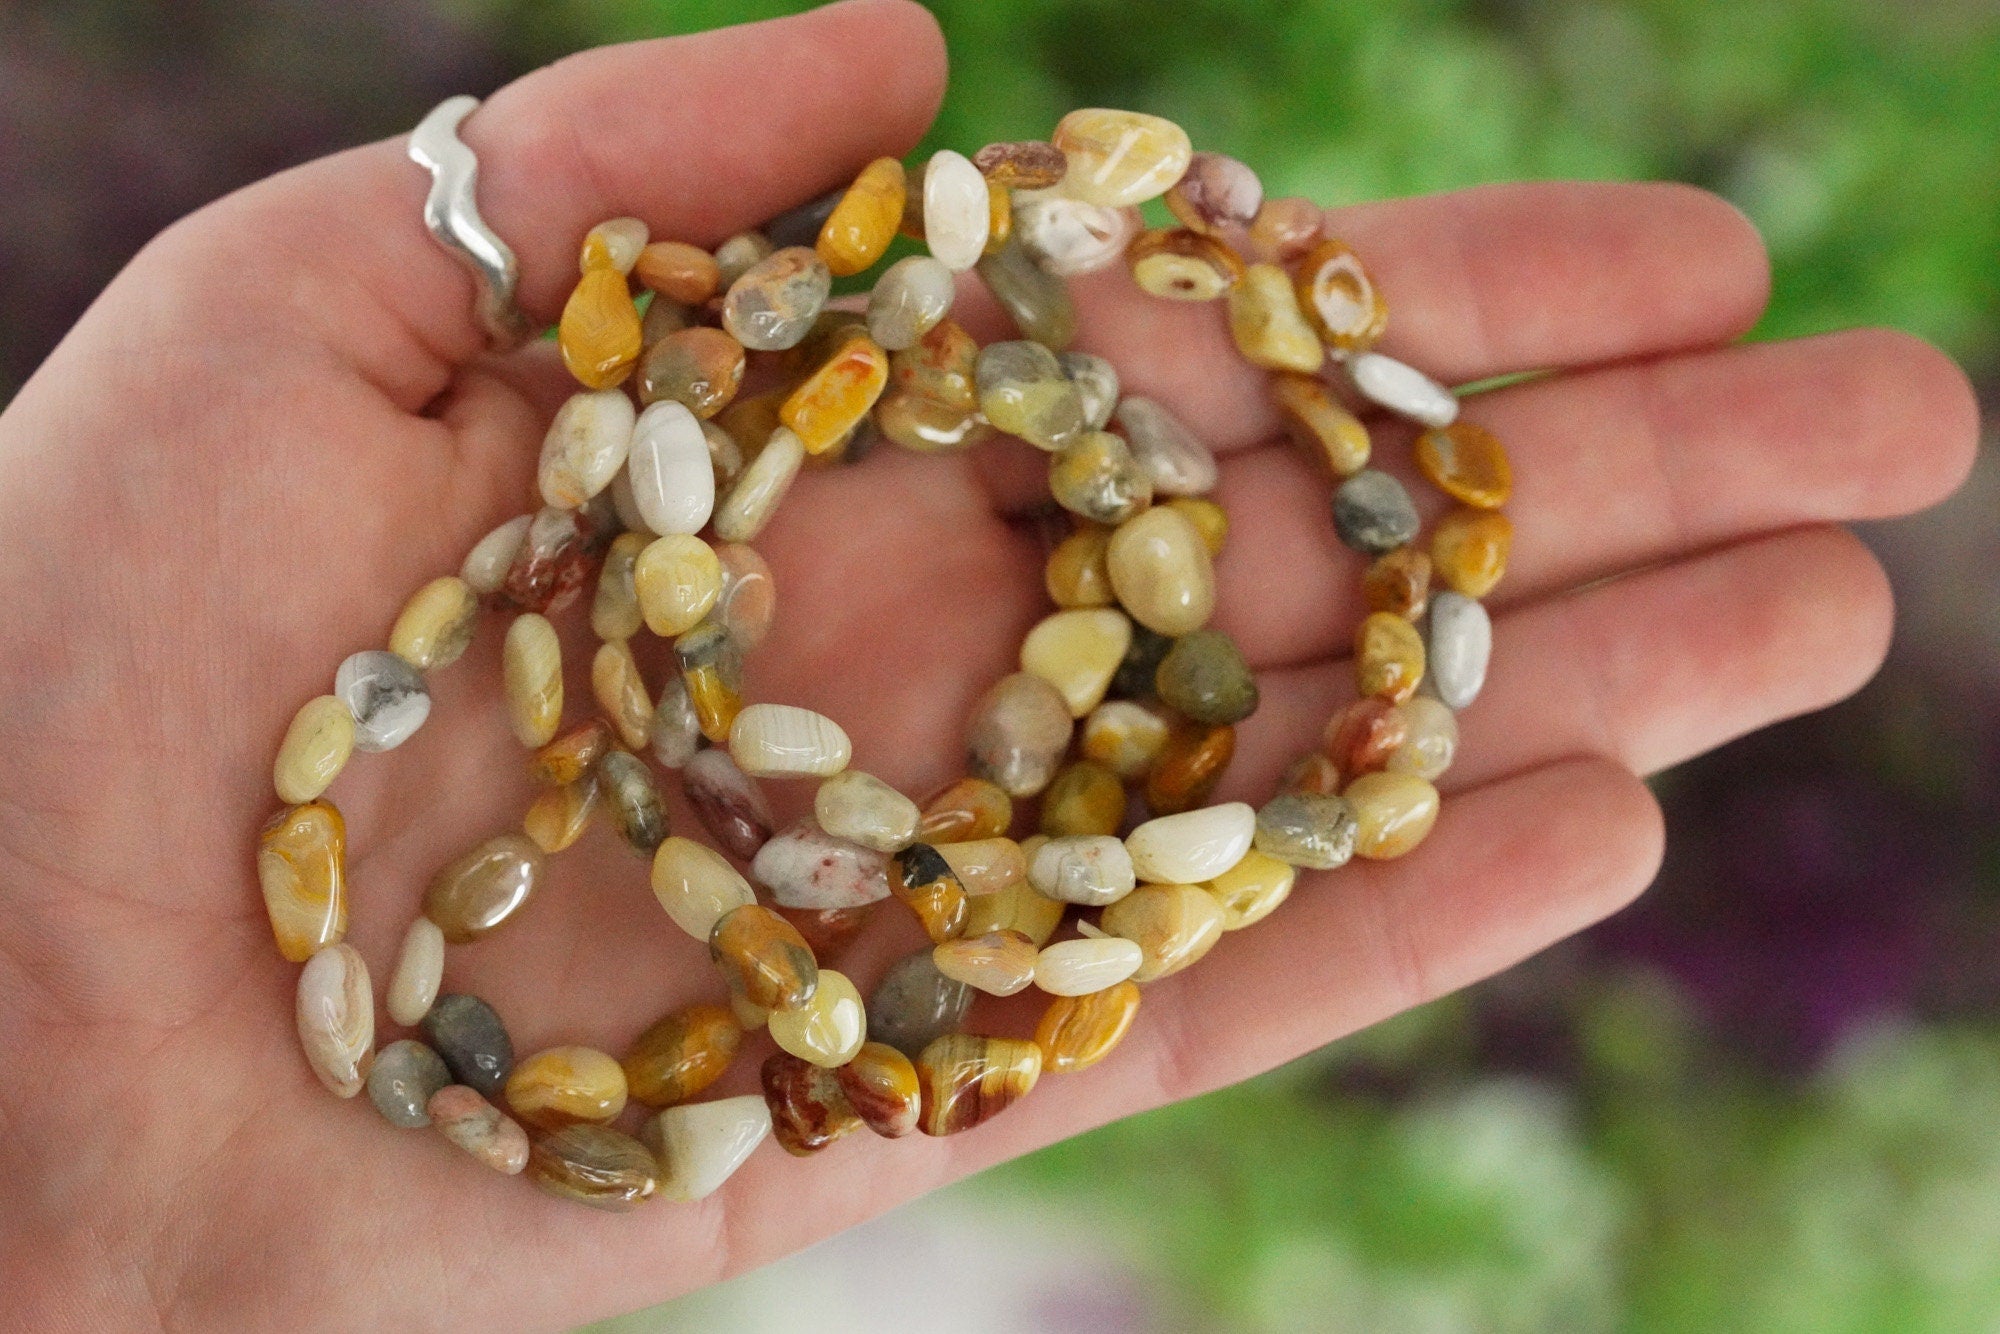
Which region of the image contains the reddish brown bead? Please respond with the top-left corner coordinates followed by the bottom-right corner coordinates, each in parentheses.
top-left (834, 1042), bottom-right (922, 1138)
top-left (1145, 722), bottom-right (1235, 816)
top-left (763, 1050), bottom-right (861, 1156)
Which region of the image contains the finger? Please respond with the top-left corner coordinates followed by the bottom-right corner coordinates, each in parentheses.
top-left (1213, 326), bottom-right (1979, 668)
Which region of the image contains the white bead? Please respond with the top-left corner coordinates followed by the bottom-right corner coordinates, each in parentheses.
top-left (386, 917), bottom-right (445, 1027)
top-left (627, 400), bottom-right (715, 536)
top-left (1033, 937), bottom-right (1143, 996)
top-left (333, 650), bottom-right (430, 753)
top-left (713, 427), bottom-right (804, 543)
top-left (295, 943), bottom-right (373, 1098)
top-left (1013, 191), bottom-right (1139, 276)
top-left (642, 1095), bottom-right (771, 1202)
top-left (1425, 591), bottom-right (1492, 709)
top-left (922, 150), bottom-right (990, 272)
top-left (814, 770), bottom-right (920, 854)
top-left (1347, 351), bottom-right (1458, 428)
top-left (1125, 802), bottom-right (1256, 884)
top-left (729, 703), bottom-right (852, 778)
top-left (1028, 834), bottom-right (1136, 906)
top-left (1113, 396), bottom-right (1218, 497)
top-left (460, 514), bottom-right (532, 595)
top-left (537, 389), bottom-right (635, 509)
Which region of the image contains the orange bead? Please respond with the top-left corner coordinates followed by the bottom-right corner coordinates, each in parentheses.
top-left (984, 179), bottom-right (1013, 256)
top-left (762, 1050), bottom-right (860, 1156)
top-left (256, 800), bottom-right (347, 962)
top-left (1035, 981), bottom-right (1141, 1073)
top-left (622, 1003), bottom-right (743, 1108)
top-left (634, 240), bottom-right (721, 305)
top-left (1321, 698), bottom-right (1408, 781)
top-left (889, 843), bottom-right (970, 944)
top-left (1144, 722), bottom-right (1235, 816)
top-left (776, 904), bottom-right (878, 965)
top-left (1281, 752), bottom-right (1344, 796)
top-left (889, 319), bottom-right (980, 411)
top-left (1430, 507), bottom-right (1513, 598)
top-left (834, 1042), bottom-right (922, 1138)
top-left (1270, 371), bottom-right (1370, 477)
top-left (530, 719), bottom-right (614, 788)
top-left (916, 1034), bottom-right (1041, 1136)
top-left (817, 157), bottom-right (906, 277)
top-left (559, 266), bottom-right (642, 389)
top-left (1415, 421), bottom-right (1513, 509)
top-left (780, 330), bottom-right (890, 455)
top-left (1354, 612), bottom-right (1427, 704)
top-left (1294, 237), bottom-right (1388, 353)
top-left (917, 777), bottom-right (1014, 843)
top-left (709, 904), bottom-right (819, 1012)
top-left (1361, 547), bottom-right (1432, 620)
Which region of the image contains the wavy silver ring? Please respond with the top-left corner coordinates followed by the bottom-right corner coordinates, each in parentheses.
top-left (409, 95), bottom-right (534, 352)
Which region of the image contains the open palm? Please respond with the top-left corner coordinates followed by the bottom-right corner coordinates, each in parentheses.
top-left (0, 1), bottom-right (1976, 1328)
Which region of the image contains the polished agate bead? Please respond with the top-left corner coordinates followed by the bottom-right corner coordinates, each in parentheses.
top-left (784, 904), bottom-right (878, 966)
top-left (1112, 624), bottom-right (1175, 699)
top-left (295, 943), bottom-right (372, 1097)
top-left (1427, 591), bottom-right (1492, 709)
top-left (1052, 108), bottom-right (1190, 206)
top-left (626, 400), bottom-right (717, 537)
top-left (815, 770), bottom-right (919, 853)
top-left (1034, 936), bottom-right (1143, 996)
top-left (1126, 802), bottom-right (1254, 884)
top-left (916, 1034), bottom-right (1042, 1136)
top-left (1204, 848), bottom-right (1296, 930)
top-left (677, 620), bottom-right (746, 744)
top-left (1114, 397), bottom-right (1218, 497)
top-left (918, 776), bottom-right (1014, 844)
top-left (712, 543), bottom-right (775, 650)
top-left (651, 670), bottom-right (705, 769)
top-left (1247, 195), bottom-right (1324, 263)
top-left (1154, 629), bottom-right (1259, 725)
top-left (385, 916), bottom-right (445, 1028)
top-left (1348, 351), bottom-right (1458, 428)
top-left (368, 1039), bottom-right (451, 1128)
top-left (1333, 470), bottom-right (1420, 555)
top-left (334, 650), bottom-right (429, 753)
top-left (714, 230), bottom-right (774, 286)
top-left (1356, 611), bottom-right (1427, 704)
top-left (461, 514), bottom-right (531, 595)
top-left (1387, 697), bottom-right (1459, 781)
top-left (889, 843), bottom-right (968, 944)
top-left (967, 672), bottom-right (1073, 798)
top-left (682, 748), bottom-right (774, 859)
top-left (1128, 226), bottom-right (1245, 302)
top-left (936, 837), bottom-right (1028, 897)
top-left (258, 800), bottom-right (347, 962)
top-left (866, 254), bottom-right (955, 351)
top-left (1228, 263), bottom-right (1324, 374)
top-left (422, 994), bottom-right (514, 1097)
top-left (1101, 882), bottom-right (1227, 982)
top-left (722, 246), bottom-right (830, 352)
top-left (580, 216), bottom-right (648, 273)
top-left (752, 818), bottom-right (889, 911)
top-left (505, 1046), bottom-right (628, 1131)
top-left (1167, 498), bottom-right (1229, 556)
top-left (1021, 608), bottom-right (1132, 718)
top-left (500, 506), bottom-right (593, 614)
top-left (763, 1050), bottom-right (861, 1156)
top-left (1080, 700), bottom-right (1172, 780)
top-left (1045, 526), bottom-right (1116, 608)
top-left (590, 640), bottom-right (653, 751)
top-left (1054, 353), bottom-right (1117, 433)
top-left (1345, 773), bottom-right (1441, 859)
top-left (1144, 721), bottom-right (1235, 816)
top-left (635, 533), bottom-right (722, 638)
top-left (1253, 792), bottom-right (1358, 870)
top-left (1363, 546), bottom-right (1432, 620)
top-left (890, 317), bottom-right (980, 410)
top-left (1050, 430), bottom-right (1152, 525)
top-left (833, 1042), bottom-right (921, 1138)
top-left (961, 879), bottom-right (1066, 949)
top-left (780, 332), bottom-right (887, 459)
top-left (1271, 371), bottom-right (1371, 478)
top-left (1012, 190), bottom-right (1139, 276)
top-left (1036, 981), bottom-right (1140, 1074)
top-left (272, 696), bottom-right (354, 807)
top-left (933, 929), bottom-right (1038, 996)
top-left (590, 533), bottom-right (646, 642)
top-left (713, 425), bottom-right (805, 542)
top-left (1296, 238), bottom-right (1388, 353)
top-left (977, 341), bottom-right (1086, 452)
top-left (537, 389), bottom-right (635, 510)
top-left (866, 950), bottom-right (971, 1061)
top-left (598, 749), bottom-right (668, 856)
top-left (640, 292), bottom-right (692, 349)
top-left (1106, 505), bottom-right (1215, 636)
top-left (1039, 760), bottom-right (1125, 838)
top-left (643, 1095), bottom-right (770, 1201)
top-left (635, 240), bottom-right (720, 305)
top-left (389, 575), bottom-right (479, 674)
top-left (766, 188), bottom-right (844, 250)
top-left (976, 235), bottom-right (1077, 349)
top-left (768, 968), bottom-right (866, 1068)
top-left (1416, 421), bottom-right (1511, 509)
top-left (559, 265), bottom-right (642, 389)
top-left (637, 326), bottom-right (744, 421)
top-left (875, 389), bottom-right (984, 453)
top-left (651, 835), bottom-right (756, 939)
top-left (921, 149), bottom-right (991, 271)
top-left (728, 703), bottom-right (850, 779)
top-left (709, 903), bottom-right (819, 1012)
top-left (423, 832), bottom-right (544, 944)
top-left (430, 1085), bottom-right (529, 1175)
top-left (1028, 834), bottom-right (1135, 906)
top-left (1431, 506), bottom-right (1512, 599)
top-left (501, 614), bottom-right (562, 747)
top-left (528, 1124), bottom-right (659, 1211)
top-left (1323, 697), bottom-right (1409, 781)
top-left (1166, 152), bottom-right (1262, 236)
top-left (621, 1002), bottom-right (743, 1110)
top-left (818, 156), bottom-right (905, 276)
top-left (1280, 751), bottom-right (1340, 796)
top-left (973, 140), bottom-right (1067, 188)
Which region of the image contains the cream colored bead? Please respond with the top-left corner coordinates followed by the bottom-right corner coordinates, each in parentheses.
top-left (1033, 936), bottom-right (1143, 996)
top-left (460, 514), bottom-right (531, 595)
top-left (502, 613), bottom-right (563, 748)
top-left (936, 837), bottom-right (1028, 896)
top-left (641, 1095), bottom-right (771, 1202)
top-left (814, 770), bottom-right (920, 853)
top-left (1051, 108), bottom-right (1192, 207)
top-left (1012, 191), bottom-right (1139, 276)
top-left (386, 916), bottom-right (445, 1027)
top-left (537, 389), bottom-right (636, 509)
top-left (714, 427), bottom-right (805, 542)
top-left (1125, 802), bottom-right (1255, 884)
top-left (1028, 834), bottom-right (1136, 906)
top-left (768, 969), bottom-right (866, 1068)
top-left (635, 534), bottom-right (722, 638)
top-left (729, 703), bottom-right (851, 778)
top-left (388, 576), bottom-right (479, 672)
top-left (1347, 351), bottom-right (1458, 428)
top-left (651, 836), bottom-right (757, 940)
top-left (1079, 700), bottom-right (1171, 780)
top-left (296, 943), bottom-right (373, 1098)
top-left (961, 880), bottom-right (1067, 947)
top-left (1106, 506), bottom-right (1215, 636)
top-left (1386, 697), bottom-right (1459, 782)
top-left (591, 639), bottom-right (655, 750)
top-left (628, 400), bottom-right (716, 536)
top-left (1203, 848), bottom-right (1296, 930)
top-left (581, 216), bottom-right (649, 274)
top-left (273, 695), bottom-right (355, 804)
top-left (591, 530), bottom-right (648, 643)
top-left (1100, 882), bottom-right (1227, 982)
top-left (933, 929), bottom-right (1039, 996)
top-left (1019, 608), bottom-right (1132, 718)
top-left (922, 150), bottom-right (991, 271)
top-left (1227, 264), bottom-right (1324, 374)
top-left (1344, 773), bottom-right (1441, 859)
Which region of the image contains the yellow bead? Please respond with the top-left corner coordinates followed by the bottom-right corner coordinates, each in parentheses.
top-left (1294, 238), bottom-right (1388, 353)
top-left (936, 837), bottom-right (1028, 896)
top-left (1080, 700), bottom-right (1172, 781)
top-left (273, 695), bottom-right (354, 805)
top-left (651, 836), bottom-right (757, 939)
top-left (1203, 848), bottom-right (1296, 930)
top-left (767, 968), bottom-right (866, 1068)
top-left (591, 638), bottom-right (655, 751)
top-left (559, 265), bottom-right (642, 389)
top-left (388, 575), bottom-right (479, 672)
top-left (1270, 371), bottom-right (1370, 477)
top-left (780, 331), bottom-right (890, 455)
top-left (591, 530), bottom-right (648, 642)
top-left (916, 1034), bottom-right (1042, 1136)
top-left (933, 929), bottom-right (1039, 996)
top-left (1165, 497), bottom-right (1228, 556)
top-left (1430, 507), bottom-right (1513, 598)
top-left (1020, 608), bottom-right (1132, 717)
top-left (1127, 226), bottom-right (1245, 301)
top-left (1415, 421), bottom-right (1513, 509)
top-left (502, 613), bottom-right (562, 747)
top-left (1106, 505), bottom-right (1215, 636)
top-left (1045, 526), bottom-right (1116, 608)
top-left (1362, 547), bottom-right (1432, 620)
top-left (635, 533), bottom-right (722, 637)
top-left (1100, 882), bottom-right (1227, 981)
top-left (1039, 760), bottom-right (1126, 838)
top-left (1035, 981), bottom-right (1141, 1073)
top-left (1227, 264), bottom-right (1324, 373)
top-left (1051, 108), bottom-right (1192, 208)
top-left (623, 1003), bottom-right (742, 1107)
top-left (1355, 611), bottom-right (1427, 704)
top-left (984, 179), bottom-right (1013, 256)
top-left (917, 777), bottom-right (1015, 844)
top-left (709, 903), bottom-right (819, 1012)
top-left (889, 318), bottom-right (980, 411)
top-left (961, 878), bottom-right (1067, 947)
top-left (835, 1041), bottom-right (923, 1138)
top-left (257, 800), bottom-right (347, 962)
top-left (522, 778), bottom-right (597, 853)
top-left (505, 1046), bottom-right (628, 1131)
top-left (890, 843), bottom-right (969, 944)
top-left (817, 157), bottom-right (906, 277)
top-left (1343, 772), bottom-right (1441, 859)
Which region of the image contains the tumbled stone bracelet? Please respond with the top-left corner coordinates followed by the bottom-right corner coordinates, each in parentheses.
top-left (261, 102), bottom-right (1505, 1210)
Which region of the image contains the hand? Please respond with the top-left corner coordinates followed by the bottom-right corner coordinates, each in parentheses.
top-left (0, 1), bottom-right (1975, 1327)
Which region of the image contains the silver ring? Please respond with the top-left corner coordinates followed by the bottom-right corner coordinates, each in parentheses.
top-left (408, 95), bottom-right (533, 352)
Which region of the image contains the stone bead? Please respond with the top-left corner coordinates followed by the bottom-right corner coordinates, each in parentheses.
top-left (1356, 611), bottom-right (1428, 704)
top-left (522, 778), bottom-right (596, 854)
top-left (257, 800), bottom-right (347, 962)
top-left (1106, 506), bottom-right (1215, 636)
top-left (713, 543), bottom-right (775, 652)
top-left (387, 916), bottom-right (446, 1026)
top-left (1128, 226), bottom-right (1245, 302)
top-left (368, 1039), bottom-right (451, 1128)
top-left (1425, 591), bottom-right (1492, 710)
top-left (634, 533), bottom-right (722, 638)
top-left (867, 949), bottom-right (975, 1059)
top-left (537, 389), bottom-right (636, 511)
top-left (1040, 760), bottom-right (1126, 838)
top-left (682, 748), bottom-right (774, 859)
top-left (966, 672), bottom-right (1074, 799)
top-left (1020, 608), bottom-right (1132, 719)
top-left (389, 576), bottom-right (479, 674)
top-left (752, 818), bottom-right (890, 911)
top-left (766, 188), bottom-right (844, 250)
top-left (1348, 351), bottom-right (1458, 427)
top-left (1057, 351), bottom-right (1120, 430)
top-left (589, 532), bottom-right (646, 642)
top-left (814, 770), bottom-right (919, 853)
top-left (1334, 470), bottom-right (1422, 557)
top-left (973, 139), bottom-right (1067, 188)
top-left (1295, 238), bottom-right (1388, 354)
top-left (1080, 700), bottom-right (1172, 780)
top-left (1387, 697), bottom-right (1459, 781)
top-left (817, 156), bottom-right (905, 276)
top-left (762, 1050), bottom-right (861, 1156)
top-left (921, 149), bottom-right (991, 271)
top-left (421, 994), bottom-right (514, 1097)
top-left (889, 318), bottom-right (980, 410)
top-left (1034, 936), bottom-right (1143, 996)
top-left (983, 178), bottom-right (1016, 255)
top-left (778, 904), bottom-right (877, 966)
top-left (580, 216), bottom-right (648, 274)
top-left (1253, 792), bottom-right (1359, 870)
top-left (782, 332), bottom-right (889, 456)
top-left (976, 234), bottom-right (1077, 349)
top-left (768, 968), bottom-right (866, 1068)
top-left (935, 837), bottom-right (1029, 897)
top-left (1111, 624), bottom-right (1175, 700)
top-left (334, 650), bottom-right (429, 753)
top-left (559, 265), bottom-right (643, 388)
top-left (866, 254), bottom-right (955, 351)
top-left (1114, 397), bottom-right (1219, 497)
top-left (642, 1095), bottom-right (770, 1201)
top-left (1027, 835), bottom-right (1136, 907)
top-left (634, 240), bottom-right (721, 305)
top-left (585, 642), bottom-right (648, 752)
top-left (1045, 526), bottom-right (1116, 608)
top-left (623, 1002), bottom-right (743, 1110)
top-left (651, 670), bottom-right (706, 769)
top-left (273, 696), bottom-right (354, 806)
top-left (1167, 498), bottom-right (1229, 557)
top-left (501, 614), bottom-right (562, 747)
top-left (1271, 371), bottom-right (1371, 478)
top-left (1154, 629), bottom-right (1260, 725)
top-left (961, 879), bottom-right (1067, 949)
top-left (640, 293), bottom-right (693, 349)
top-left (1165, 151), bottom-right (1262, 236)
top-left (888, 843), bottom-right (968, 944)
top-left (1052, 108), bottom-right (1191, 207)
top-left (505, 1046), bottom-right (628, 1131)
top-left (1416, 420), bottom-right (1512, 509)
top-left (1101, 882), bottom-right (1228, 982)
top-left (461, 514), bottom-right (532, 595)
top-left (429, 1085), bottom-right (529, 1175)
top-left (500, 506), bottom-right (594, 614)
top-left (295, 943), bottom-right (372, 1097)
top-left (1323, 697), bottom-right (1409, 781)
top-left (1126, 802), bottom-right (1255, 884)
top-left (1431, 507), bottom-right (1512, 599)
top-left (423, 832), bottom-right (544, 944)
top-left (726, 703), bottom-right (850, 779)
top-left (650, 836), bottom-right (755, 940)
top-left (1282, 752), bottom-right (1345, 796)
top-left (916, 1034), bottom-right (1042, 1136)
top-left (1144, 721), bottom-right (1235, 817)
top-left (1228, 263), bottom-right (1325, 373)
top-left (1204, 848), bottom-right (1296, 930)
top-left (677, 621), bottom-right (746, 744)
top-left (875, 389), bottom-right (984, 454)
top-left (1363, 546), bottom-right (1432, 620)
top-left (1011, 190), bottom-right (1140, 276)
top-left (713, 425), bottom-right (805, 542)
top-left (1036, 981), bottom-right (1141, 1073)
top-left (1344, 773), bottom-right (1441, 860)
top-left (714, 230), bottom-right (775, 286)
top-left (722, 246), bottom-right (831, 351)
top-left (527, 1124), bottom-right (659, 1211)
top-left (626, 400), bottom-right (717, 537)
top-left (977, 340), bottom-right (1086, 451)
top-left (834, 1042), bottom-right (921, 1138)
top-left (914, 777), bottom-right (1010, 846)
top-left (1247, 196), bottom-right (1325, 263)
top-left (710, 903), bottom-right (819, 1012)
top-left (598, 749), bottom-right (668, 856)
top-left (637, 326), bottom-right (744, 421)
top-left (1050, 430), bottom-right (1153, 525)
top-left (933, 929), bottom-right (1039, 997)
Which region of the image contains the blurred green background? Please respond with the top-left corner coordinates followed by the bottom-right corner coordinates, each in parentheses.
top-left (4, 1), bottom-right (1997, 1329)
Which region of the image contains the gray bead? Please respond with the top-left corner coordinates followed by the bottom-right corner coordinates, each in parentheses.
top-left (867, 255), bottom-right (956, 351)
top-left (367, 1039), bottom-right (452, 1128)
top-left (333, 650), bottom-right (430, 752)
top-left (1426, 591), bottom-right (1492, 709)
top-left (761, 187), bottom-right (843, 250)
top-left (975, 236), bottom-right (1077, 350)
top-left (1058, 351), bottom-right (1120, 429)
top-left (598, 749), bottom-right (668, 856)
top-left (1332, 470), bottom-right (1420, 555)
top-left (1114, 396), bottom-right (1219, 497)
top-left (420, 993), bottom-right (514, 1097)
top-left (1153, 629), bottom-right (1260, 725)
top-left (867, 950), bottom-right (973, 1059)
top-left (1253, 793), bottom-right (1359, 870)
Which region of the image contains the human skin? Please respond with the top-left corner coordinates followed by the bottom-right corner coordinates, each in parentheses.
top-left (0, 1), bottom-right (1979, 1328)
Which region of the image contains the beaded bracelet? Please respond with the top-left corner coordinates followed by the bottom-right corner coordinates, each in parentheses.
top-left (263, 105), bottom-right (1507, 1211)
